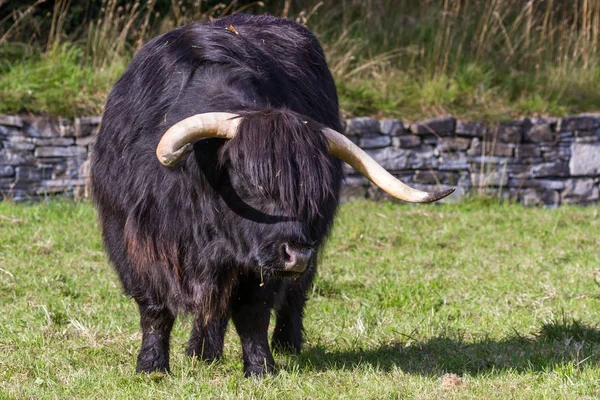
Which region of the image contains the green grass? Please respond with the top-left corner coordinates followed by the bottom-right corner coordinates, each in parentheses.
top-left (0, 44), bottom-right (126, 116)
top-left (1, 199), bottom-right (600, 398)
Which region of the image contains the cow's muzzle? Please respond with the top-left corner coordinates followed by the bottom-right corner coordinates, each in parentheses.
top-left (280, 243), bottom-right (313, 273)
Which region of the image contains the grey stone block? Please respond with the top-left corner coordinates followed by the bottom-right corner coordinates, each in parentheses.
top-left (530, 161), bottom-right (569, 177)
top-left (393, 135), bottom-right (421, 149)
top-left (365, 147), bottom-right (410, 171)
top-left (558, 132), bottom-right (574, 140)
top-left (542, 145), bottom-right (570, 161)
top-left (503, 163), bottom-right (532, 178)
top-left (521, 188), bottom-right (560, 207)
top-left (75, 136), bottom-right (96, 147)
top-left (33, 137), bottom-right (75, 146)
top-left (438, 137), bottom-right (471, 152)
top-left (65, 157), bottom-right (86, 179)
top-left (495, 121), bottom-right (523, 143)
top-left (379, 119), bottom-right (404, 136)
top-left (468, 156), bottom-right (513, 165)
top-left (366, 145), bottom-right (438, 171)
top-left (508, 178), bottom-right (566, 190)
top-left (410, 116), bottom-right (455, 135)
top-left (58, 119), bottom-right (75, 137)
top-left (470, 171), bottom-right (509, 187)
top-left (0, 148), bottom-right (36, 165)
top-left (48, 162), bottom-right (67, 179)
top-left (570, 143), bottom-right (600, 176)
top-left (35, 146), bottom-right (88, 158)
top-left (345, 117), bottom-right (379, 136)
top-left (0, 125), bottom-right (19, 136)
top-left (24, 118), bottom-right (75, 138)
top-left (76, 116), bottom-right (101, 125)
top-left (526, 117), bottom-right (559, 126)
top-left (561, 178), bottom-right (600, 204)
top-left (574, 135), bottom-right (600, 145)
top-left (524, 123), bottom-right (555, 143)
top-left (421, 134), bottom-right (441, 145)
top-left (455, 120), bottom-right (485, 137)
top-left (0, 115), bottom-right (24, 128)
top-left (559, 114), bottom-right (600, 132)
top-left (359, 134), bottom-right (392, 149)
top-left (4, 137), bottom-right (35, 151)
top-left (26, 118), bottom-right (58, 138)
top-left (413, 170), bottom-right (459, 185)
top-left (515, 144), bottom-right (541, 159)
top-left (75, 117), bottom-right (102, 137)
top-left (15, 166), bottom-right (52, 182)
top-left (407, 145), bottom-right (438, 169)
top-left (438, 151), bottom-right (469, 171)
top-left (467, 138), bottom-right (513, 157)
top-left (0, 165), bottom-right (14, 177)
top-left (574, 130), bottom-right (597, 138)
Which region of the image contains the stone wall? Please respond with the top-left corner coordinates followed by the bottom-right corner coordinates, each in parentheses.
top-left (0, 115), bottom-right (98, 201)
top-left (342, 115), bottom-right (600, 206)
top-left (1, 114), bottom-right (599, 205)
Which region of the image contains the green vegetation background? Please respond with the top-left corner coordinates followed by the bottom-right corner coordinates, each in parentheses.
top-left (1, 0), bottom-right (600, 120)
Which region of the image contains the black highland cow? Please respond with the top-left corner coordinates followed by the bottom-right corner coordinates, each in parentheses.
top-left (91, 14), bottom-right (452, 376)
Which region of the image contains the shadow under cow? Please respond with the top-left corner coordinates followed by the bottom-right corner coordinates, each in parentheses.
top-left (294, 318), bottom-right (600, 375)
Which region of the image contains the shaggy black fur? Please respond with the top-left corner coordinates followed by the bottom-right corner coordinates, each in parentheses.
top-left (90, 14), bottom-right (343, 376)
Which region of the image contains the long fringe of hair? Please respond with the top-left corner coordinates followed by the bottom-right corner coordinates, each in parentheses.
top-left (219, 109), bottom-right (341, 220)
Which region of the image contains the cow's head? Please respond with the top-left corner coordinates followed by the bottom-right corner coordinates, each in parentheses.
top-left (156, 110), bottom-right (453, 276)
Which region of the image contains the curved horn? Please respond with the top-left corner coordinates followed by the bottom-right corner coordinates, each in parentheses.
top-left (156, 112), bottom-right (241, 166)
top-left (322, 128), bottom-right (454, 203)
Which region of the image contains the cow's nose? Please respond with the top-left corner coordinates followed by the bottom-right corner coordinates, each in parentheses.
top-left (281, 243), bottom-right (313, 273)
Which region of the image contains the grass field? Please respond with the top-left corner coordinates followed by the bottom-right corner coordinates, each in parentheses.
top-left (1, 199), bottom-right (600, 398)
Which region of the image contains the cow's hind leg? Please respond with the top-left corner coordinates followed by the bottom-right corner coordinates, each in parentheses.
top-left (100, 213), bottom-right (176, 373)
top-left (187, 316), bottom-right (229, 362)
top-left (136, 302), bottom-right (175, 373)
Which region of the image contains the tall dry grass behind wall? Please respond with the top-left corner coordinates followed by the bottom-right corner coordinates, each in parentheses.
top-left (309, 0), bottom-right (599, 74)
top-left (0, 0), bottom-right (599, 118)
top-left (306, 0), bottom-right (600, 118)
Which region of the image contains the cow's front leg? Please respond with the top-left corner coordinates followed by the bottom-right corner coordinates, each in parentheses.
top-left (272, 268), bottom-right (315, 353)
top-left (231, 279), bottom-right (275, 377)
top-left (187, 316), bottom-right (229, 362)
top-left (135, 302), bottom-right (175, 373)
top-left (272, 288), bottom-right (306, 354)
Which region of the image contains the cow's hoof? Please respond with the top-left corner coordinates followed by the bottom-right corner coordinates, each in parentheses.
top-left (186, 347), bottom-right (223, 363)
top-left (244, 363), bottom-right (275, 378)
top-left (272, 335), bottom-right (301, 354)
top-left (136, 352), bottom-right (170, 374)
top-left (136, 364), bottom-right (170, 374)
